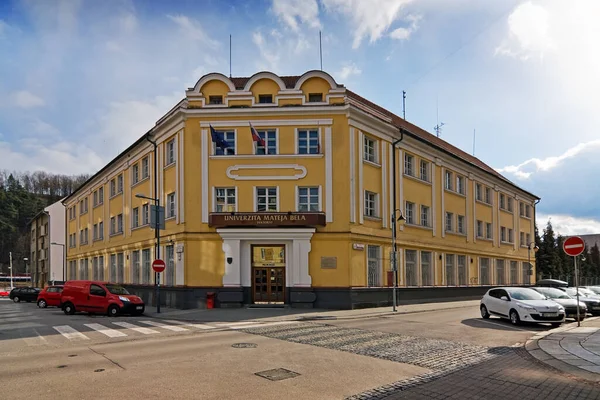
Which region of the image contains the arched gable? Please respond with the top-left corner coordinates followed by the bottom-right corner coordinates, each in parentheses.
top-left (243, 71), bottom-right (287, 91)
top-left (191, 73), bottom-right (236, 93)
top-left (294, 70), bottom-right (338, 90)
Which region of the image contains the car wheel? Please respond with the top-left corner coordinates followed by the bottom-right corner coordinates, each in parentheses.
top-left (63, 302), bottom-right (76, 315)
top-left (509, 309), bottom-right (521, 325)
top-left (12, 296), bottom-right (20, 303)
top-left (107, 305), bottom-right (120, 317)
top-left (37, 299), bottom-right (47, 308)
top-left (480, 305), bottom-right (490, 319)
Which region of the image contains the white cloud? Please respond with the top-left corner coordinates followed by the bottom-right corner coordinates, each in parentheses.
top-left (252, 31), bottom-right (281, 71)
top-left (30, 118), bottom-right (60, 137)
top-left (167, 14), bottom-right (219, 48)
top-left (321, 0), bottom-right (415, 49)
top-left (336, 62), bottom-right (362, 80)
top-left (389, 14), bottom-right (421, 41)
top-left (537, 214), bottom-right (600, 236)
top-left (271, 0), bottom-right (321, 32)
top-left (12, 91), bottom-right (45, 108)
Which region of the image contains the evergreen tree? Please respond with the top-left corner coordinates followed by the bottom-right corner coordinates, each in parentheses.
top-left (537, 221), bottom-right (561, 278)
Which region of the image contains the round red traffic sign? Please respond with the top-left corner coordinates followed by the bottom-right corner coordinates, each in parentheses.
top-left (563, 236), bottom-right (585, 257)
top-left (152, 259), bottom-right (166, 273)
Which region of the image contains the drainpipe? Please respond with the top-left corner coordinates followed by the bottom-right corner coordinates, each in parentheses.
top-left (391, 128), bottom-right (404, 307)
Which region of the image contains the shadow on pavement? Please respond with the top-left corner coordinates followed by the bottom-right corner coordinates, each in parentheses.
top-left (461, 317), bottom-right (552, 332)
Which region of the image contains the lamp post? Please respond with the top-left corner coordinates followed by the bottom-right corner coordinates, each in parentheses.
top-left (23, 257), bottom-right (29, 285)
top-left (136, 193), bottom-right (161, 313)
top-left (391, 209), bottom-right (406, 312)
top-left (527, 242), bottom-right (539, 286)
top-left (50, 242), bottom-right (66, 283)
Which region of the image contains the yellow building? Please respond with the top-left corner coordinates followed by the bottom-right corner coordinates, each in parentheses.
top-left (62, 70), bottom-right (540, 309)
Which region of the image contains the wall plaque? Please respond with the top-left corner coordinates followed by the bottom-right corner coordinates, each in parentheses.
top-left (321, 257), bottom-right (337, 269)
top-left (353, 243), bottom-right (365, 250)
top-left (208, 212), bottom-right (326, 227)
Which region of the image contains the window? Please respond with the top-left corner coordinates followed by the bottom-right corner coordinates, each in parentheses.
top-left (142, 249), bottom-right (151, 284)
top-left (456, 176), bottom-right (465, 195)
top-left (421, 252), bottom-right (433, 286)
top-left (405, 202), bottom-right (415, 224)
top-left (445, 212), bottom-right (454, 232)
top-left (167, 193), bottom-right (176, 218)
top-left (214, 130), bottom-right (236, 156)
top-left (117, 214), bottom-right (123, 233)
top-left (475, 183), bottom-right (482, 201)
top-left (208, 95), bottom-right (223, 105)
top-left (166, 139), bottom-right (176, 165)
top-left (98, 187), bottom-right (104, 204)
top-left (404, 154), bottom-right (414, 176)
top-left (485, 187), bottom-right (492, 204)
top-left (507, 197), bottom-right (513, 212)
top-left (84, 228), bottom-right (88, 243)
top-left (308, 93), bottom-right (322, 102)
top-left (520, 202), bottom-right (525, 216)
top-left (500, 193), bottom-right (506, 210)
top-left (142, 156), bottom-right (149, 179)
top-left (501, 227), bottom-right (507, 242)
top-left (79, 229), bottom-right (83, 244)
top-left (526, 233), bottom-right (531, 246)
top-left (486, 222), bottom-right (493, 239)
top-left (496, 259), bottom-right (505, 285)
top-left (93, 191), bottom-right (98, 207)
top-left (510, 261), bottom-right (518, 284)
top-left (110, 216), bottom-right (116, 235)
top-left (446, 254), bottom-right (455, 286)
top-left (297, 129), bottom-right (319, 154)
top-left (90, 284), bottom-right (105, 297)
top-left (420, 205), bottom-right (430, 227)
top-left (419, 160), bottom-right (429, 181)
top-left (131, 250), bottom-right (140, 284)
top-left (98, 221), bottom-right (103, 239)
top-left (142, 204), bottom-right (149, 225)
top-left (256, 130), bottom-right (277, 155)
top-left (69, 260), bottom-right (77, 280)
top-left (522, 261), bottom-right (531, 285)
top-left (98, 256), bottom-right (104, 281)
top-left (477, 220), bottom-right (484, 238)
top-left (132, 164), bottom-right (139, 184)
top-left (364, 191), bottom-right (378, 218)
top-left (215, 188), bottom-right (236, 212)
top-left (525, 204), bottom-right (531, 218)
top-left (363, 136), bottom-right (377, 163)
top-left (258, 94), bottom-right (273, 103)
top-left (480, 258), bottom-right (490, 285)
top-left (298, 187), bottom-right (319, 212)
top-left (520, 232), bottom-right (525, 247)
top-left (445, 171), bottom-right (453, 190)
top-left (79, 259), bottom-right (89, 280)
top-left (93, 224), bottom-right (98, 240)
top-left (405, 250), bottom-right (418, 286)
top-left (110, 254), bottom-right (117, 282)
top-left (457, 215), bottom-right (465, 234)
top-left (367, 245), bottom-right (381, 287)
top-left (457, 255), bottom-right (467, 286)
top-left (166, 245), bottom-right (175, 286)
top-left (117, 253), bottom-right (124, 283)
top-left (508, 228), bottom-right (514, 243)
top-left (256, 187), bottom-right (277, 211)
top-left (132, 207), bottom-right (139, 228)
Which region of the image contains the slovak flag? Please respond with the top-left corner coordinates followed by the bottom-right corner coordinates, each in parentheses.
top-left (249, 123), bottom-right (265, 146)
top-left (210, 125), bottom-right (230, 150)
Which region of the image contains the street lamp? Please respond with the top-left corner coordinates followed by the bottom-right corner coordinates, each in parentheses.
top-left (23, 258), bottom-right (29, 285)
top-left (51, 242), bottom-right (66, 283)
top-left (391, 209), bottom-right (406, 312)
top-left (527, 242), bottom-right (539, 286)
top-left (136, 192), bottom-right (161, 313)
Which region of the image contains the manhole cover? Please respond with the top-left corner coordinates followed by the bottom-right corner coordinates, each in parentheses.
top-left (94, 369), bottom-right (105, 372)
top-left (232, 343), bottom-right (258, 348)
top-left (255, 368), bottom-right (300, 381)
top-left (57, 365), bottom-right (67, 369)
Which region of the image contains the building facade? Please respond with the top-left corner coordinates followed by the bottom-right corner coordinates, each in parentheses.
top-left (29, 199), bottom-right (66, 287)
top-left (62, 70), bottom-right (540, 309)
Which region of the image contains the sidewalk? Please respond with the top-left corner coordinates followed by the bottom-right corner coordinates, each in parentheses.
top-left (143, 299), bottom-right (481, 323)
top-left (526, 317), bottom-right (600, 383)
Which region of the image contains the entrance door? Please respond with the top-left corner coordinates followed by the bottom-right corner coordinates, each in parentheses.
top-left (251, 245), bottom-right (285, 304)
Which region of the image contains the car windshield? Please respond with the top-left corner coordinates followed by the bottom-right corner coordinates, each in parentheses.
top-left (534, 287), bottom-right (571, 299)
top-left (565, 288), bottom-right (585, 296)
top-left (580, 288), bottom-right (596, 296)
top-left (507, 288), bottom-right (547, 300)
top-left (588, 287), bottom-right (600, 295)
top-left (105, 285), bottom-right (130, 295)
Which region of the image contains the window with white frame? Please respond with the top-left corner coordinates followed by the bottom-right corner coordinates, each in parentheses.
top-left (363, 136), bottom-right (377, 163)
top-left (522, 261), bottom-right (530, 285)
top-left (117, 174), bottom-right (123, 194)
top-left (93, 191), bottom-right (98, 207)
top-left (446, 254), bottom-right (456, 286)
top-left (421, 251), bottom-right (433, 286)
top-left (93, 223), bottom-right (98, 240)
top-left (520, 202), bottom-right (525, 216)
top-left (84, 228), bottom-right (88, 243)
top-left (131, 250), bottom-right (140, 284)
top-left (367, 245), bottom-right (381, 287)
top-left (98, 221), bottom-right (103, 239)
top-left (404, 153), bottom-right (414, 176)
top-left (142, 156), bottom-right (149, 179)
top-left (510, 260), bottom-right (518, 284)
top-left (500, 193), bottom-right (506, 210)
top-left (420, 160), bottom-right (429, 181)
top-left (508, 228), bottom-right (514, 243)
top-left (92, 257), bottom-right (98, 281)
top-left (501, 226), bottom-right (507, 242)
top-left (132, 164), bottom-right (139, 184)
top-left (166, 139), bottom-right (176, 165)
top-left (507, 197), bottom-right (514, 212)
top-left (132, 207), bottom-right (139, 228)
top-left (456, 176), bottom-right (465, 195)
top-left (405, 250), bottom-right (418, 286)
top-left (117, 253), bottom-right (124, 283)
top-left (297, 129), bottom-right (319, 154)
top-left (110, 179), bottom-right (116, 197)
top-left (256, 187), bottom-right (277, 211)
top-left (480, 258), bottom-right (490, 285)
top-left (166, 245), bottom-right (175, 286)
top-left (142, 249), bottom-right (151, 284)
top-left (167, 192), bottom-right (176, 218)
top-left (98, 255), bottom-right (104, 281)
top-left (520, 232), bottom-right (525, 247)
top-left (485, 187), bottom-right (492, 204)
top-left (117, 214), bottom-right (123, 233)
top-left (496, 259), bottom-right (505, 285)
top-left (457, 255), bottom-right (467, 285)
top-left (526, 233), bottom-right (531, 246)
top-left (364, 191), bottom-right (378, 218)
top-left (457, 215), bottom-right (465, 234)
top-left (420, 205), bottom-right (430, 227)
top-left (98, 187), bottom-right (104, 204)
top-left (256, 130), bottom-right (277, 155)
top-left (475, 183), bottom-right (482, 201)
top-left (110, 254), bottom-right (117, 282)
top-left (405, 201), bottom-right (415, 224)
top-left (142, 204), bottom-right (149, 225)
top-left (445, 212), bottom-right (454, 232)
top-left (477, 220), bottom-right (484, 238)
top-left (215, 188), bottom-right (236, 212)
top-left (298, 187), bottom-right (319, 212)
top-left (445, 171), bottom-right (453, 190)
top-left (486, 222), bottom-right (493, 239)
top-left (525, 204), bottom-right (531, 218)
top-left (214, 130), bottom-right (236, 155)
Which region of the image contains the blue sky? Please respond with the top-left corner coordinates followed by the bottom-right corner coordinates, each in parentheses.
top-left (1, 0), bottom-right (599, 235)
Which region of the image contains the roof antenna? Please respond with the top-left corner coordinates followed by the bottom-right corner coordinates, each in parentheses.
top-left (319, 31), bottom-right (323, 71)
top-left (434, 95), bottom-right (445, 138)
top-left (229, 34), bottom-right (232, 78)
top-left (402, 90), bottom-right (406, 120)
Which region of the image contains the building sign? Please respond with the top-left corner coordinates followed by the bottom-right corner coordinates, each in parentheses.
top-left (352, 243), bottom-right (365, 250)
top-left (321, 257), bottom-right (337, 269)
top-left (208, 212), bottom-right (326, 227)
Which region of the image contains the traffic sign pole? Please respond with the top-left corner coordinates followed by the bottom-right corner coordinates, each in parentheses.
top-left (575, 256), bottom-right (580, 327)
top-left (563, 236), bottom-right (585, 327)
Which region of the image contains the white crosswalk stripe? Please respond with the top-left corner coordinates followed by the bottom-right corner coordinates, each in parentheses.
top-left (138, 320), bottom-right (189, 332)
top-left (53, 325), bottom-right (89, 340)
top-left (213, 321), bottom-right (260, 328)
top-left (85, 323), bottom-right (127, 338)
top-left (162, 320), bottom-right (216, 330)
top-left (229, 321), bottom-right (297, 330)
top-left (112, 321), bottom-right (159, 335)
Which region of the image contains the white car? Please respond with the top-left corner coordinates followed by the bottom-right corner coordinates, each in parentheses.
top-left (480, 287), bottom-right (565, 327)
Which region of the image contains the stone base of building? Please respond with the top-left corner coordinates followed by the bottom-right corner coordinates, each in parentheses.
top-left (122, 284), bottom-right (514, 310)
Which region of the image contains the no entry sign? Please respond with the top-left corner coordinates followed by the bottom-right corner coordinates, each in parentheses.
top-left (152, 259), bottom-right (166, 273)
top-left (563, 236), bottom-right (585, 257)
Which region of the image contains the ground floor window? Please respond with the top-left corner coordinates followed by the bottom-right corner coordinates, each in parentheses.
top-left (446, 254), bottom-right (455, 286)
top-left (166, 245), bottom-right (175, 286)
top-left (79, 259), bottom-right (89, 280)
top-left (496, 259), bottom-right (505, 285)
top-left (142, 249), bottom-right (151, 284)
top-left (92, 257), bottom-right (98, 280)
top-left (98, 256), bottom-right (104, 281)
top-left (522, 261), bottom-right (530, 285)
top-left (457, 255), bottom-right (467, 286)
top-left (421, 251), bottom-right (433, 286)
top-left (69, 260), bottom-right (77, 280)
top-left (405, 250), bottom-right (418, 286)
top-left (110, 254), bottom-right (117, 283)
top-left (480, 258), bottom-right (490, 285)
top-left (367, 245), bottom-right (381, 287)
top-left (131, 250), bottom-right (140, 284)
top-left (510, 261), bottom-right (518, 284)
top-left (117, 253), bottom-right (124, 283)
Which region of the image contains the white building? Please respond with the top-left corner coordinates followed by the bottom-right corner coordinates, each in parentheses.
top-left (29, 199), bottom-right (66, 286)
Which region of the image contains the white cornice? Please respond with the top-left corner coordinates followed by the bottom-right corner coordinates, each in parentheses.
top-left (200, 119), bottom-right (332, 128)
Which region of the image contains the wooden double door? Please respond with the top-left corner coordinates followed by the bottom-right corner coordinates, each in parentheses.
top-left (252, 245), bottom-right (285, 304)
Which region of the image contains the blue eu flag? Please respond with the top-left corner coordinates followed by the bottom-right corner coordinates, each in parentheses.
top-left (210, 125), bottom-right (230, 150)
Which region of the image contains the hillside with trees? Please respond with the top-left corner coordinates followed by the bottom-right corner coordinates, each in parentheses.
top-left (0, 170), bottom-right (89, 276)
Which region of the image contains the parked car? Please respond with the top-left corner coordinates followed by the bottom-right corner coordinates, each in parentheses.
top-left (584, 286), bottom-right (600, 296)
top-left (558, 287), bottom-right (600, 316)
top-left (36, 285), bottom-right (64, 308)
top-left (9, 287), bottom-right (41, 303)
top-left (530, 287), bottom-right (587, 321)
top-left (480, 287), bottom-right (565, 327)
top-left (0, 287), bottom-right (9, 297)
top-left (60, 280), bottom-right (145, 316)
top-left (535, 279), bottom-right (569, 288)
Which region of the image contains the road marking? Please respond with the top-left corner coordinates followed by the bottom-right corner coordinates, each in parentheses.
top-left (162, 320), bottom-right (216, 330)
top-left (23, 329), bottom-right (48, 346)
top-left (475, 319), bottom-right (536, 332)
top-left (53, 325), bottom-right (90, 340)
top-left (231, 321), bottom-right (297, 330)
top-left (0, 322), bottom-right (45, 330)
top-left (112, 321), bottom-right (159, 335)
top-left (138, 320), bottom-right (189, 332)
top-left (213, 321), bottom-right (259, 328)
top-left (85, 323), bottom-right (128, 338)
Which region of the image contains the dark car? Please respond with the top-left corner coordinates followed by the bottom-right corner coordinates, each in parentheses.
top-left (531, 287), bottom-right (587, 321)
top-left (558, 287), bottom-right (600, 316)
top-left (535, 279), bottom-right (569, 288)
top-left (9, 287), bottom-right (41, 303)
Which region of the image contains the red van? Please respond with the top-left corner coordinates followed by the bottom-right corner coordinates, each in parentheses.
top-left (60, 280), bottom-right (145, 317)
top-left (37, 285), bottom-right (64, 308)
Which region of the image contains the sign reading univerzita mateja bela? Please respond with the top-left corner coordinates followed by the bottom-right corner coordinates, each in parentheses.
top-left (208, 212), bottom-right (326, 227)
